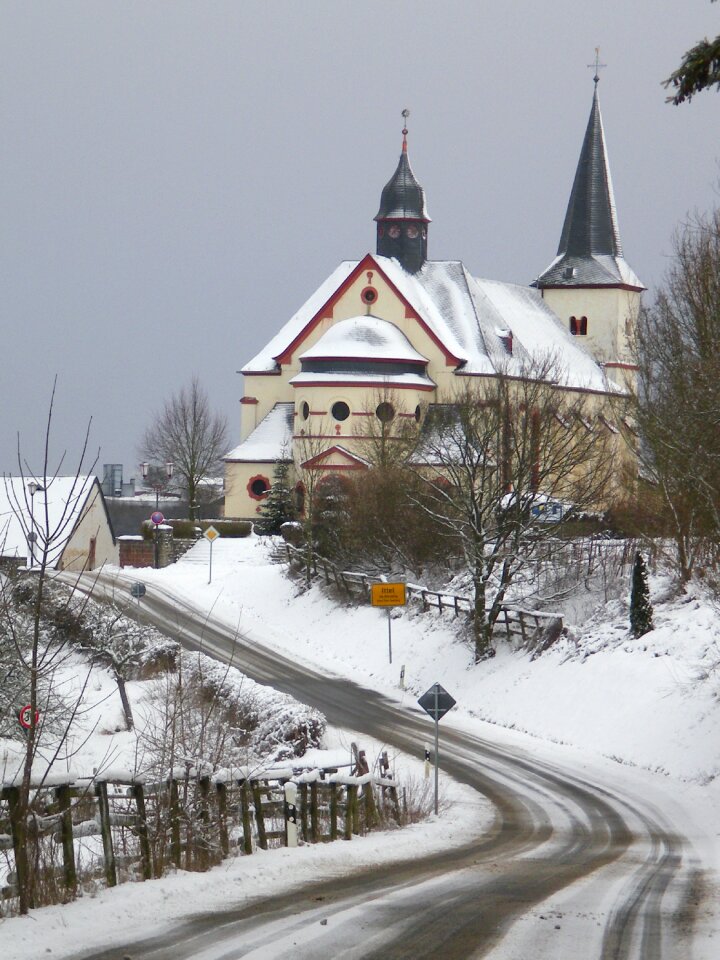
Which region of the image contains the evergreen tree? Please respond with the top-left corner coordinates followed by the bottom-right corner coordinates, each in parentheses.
top-left (630, 552), bottom-right (654, 638)
top-left (256, 460), bottom-right (295, 535)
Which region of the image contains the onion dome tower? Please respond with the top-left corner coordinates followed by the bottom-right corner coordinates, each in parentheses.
top-left (375, 109), bottom-right (431, 274)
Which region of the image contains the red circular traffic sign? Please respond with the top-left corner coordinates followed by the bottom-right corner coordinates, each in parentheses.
top-left (151, 511), bottom-right (164, 525)
top-left (18, 705), bottom-right (39, 730)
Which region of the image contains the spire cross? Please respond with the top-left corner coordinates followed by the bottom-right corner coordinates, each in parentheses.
top-left (401, 108), bottom-right (410, 152)
top-left (588, 47), bottom-right (606, 85)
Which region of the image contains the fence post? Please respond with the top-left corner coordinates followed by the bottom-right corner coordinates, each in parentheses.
top-left (329, 782), bottom-right (338, 840)
top-left (363, 780), bottom-right (377, 831)
top-left (239, 780), bottom-right (253, 855)
top-left (55, 784), bottom-right (77, 894)
top-left (216, 782), bottom-right (229, 858)
top-left (310, 782), bottom-right (319, 843)
top-left (131, 783), bottom-right (152, 880)
top-left (251, 780), bottom-right (268, 850)
top-left (299, 782), bottom-right (309, 842)
top-left (344, 784), bottom-right (356, 840)
top-left (95, 781), bottom-right (117, 888)
top-left (197, 777), bottom-right (211, 871)
top-left (168, 779), bottom-right (182, 869)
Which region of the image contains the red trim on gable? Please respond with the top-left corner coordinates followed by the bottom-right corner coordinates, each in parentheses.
top-left (274, 254), bottom-right (464, 368)
top-left (300, 445), bottom-right (370, 471)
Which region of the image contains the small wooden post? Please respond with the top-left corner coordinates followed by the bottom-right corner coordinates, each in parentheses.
top-left (343, 785), bottom-right (355, 840)
top-left (216, 782), bottom-right (229, 858)
top-left (197, 777), bottom-right (211, 871)
top-left (251, 780), bottom-right (268, 850)
top-left (363, 780), bottom-right (377, 831)
top-left (94, 782), bottom-right (117, 887)
top-left (131, 783), bottom-right (152, 880)
top-left (239, 780), bottom-right (253, 855)
top-left (55, 784), bottom-right (77, 893)
top-left (299, 783), bottom-right (309, 842)
top-left (310, 782), bottom-right (319, 843)
top-left (329, 782), bottom-right (338, 841)
top-left (169, 779), bottom-right (182, 868)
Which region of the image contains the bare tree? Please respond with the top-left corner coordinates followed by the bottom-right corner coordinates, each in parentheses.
top-left (408, 359), bottom-right (619, 661)
top-left (1, 383), bottom-right (101, 913)
top-left (632, 207), bottom-right (720, 582)
top-left (141, 377), bottom-right (227, 520)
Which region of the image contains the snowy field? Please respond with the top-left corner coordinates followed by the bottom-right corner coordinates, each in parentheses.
top-left (1, 534), bottom-right (719, 958)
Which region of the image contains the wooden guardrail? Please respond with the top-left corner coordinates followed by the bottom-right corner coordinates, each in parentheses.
top-left (0, 746), bottom-right (400, 909)
top-left (278, 542), bottom-right (562, 641)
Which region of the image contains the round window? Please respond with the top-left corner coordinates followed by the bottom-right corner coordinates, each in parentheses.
top-left (361, 286), bottom-right (377, 305)
top-left (331, 401), bottom-right (350, 422)
top-left (301, 401), bottom-right (309, 421)
top-left (376, 402), bottom-right (395, 423)
top-left (248, 475), bottom-right (270, 500)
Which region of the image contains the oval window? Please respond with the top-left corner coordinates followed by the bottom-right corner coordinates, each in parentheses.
top-left (331, 401), bottom-right (350, 422)
top-left (414, 404), bottom-right (422, 423)
top-left (301, 401), bottom-right (310, 421)
top-left (376, 402), bottom-right (395, 423)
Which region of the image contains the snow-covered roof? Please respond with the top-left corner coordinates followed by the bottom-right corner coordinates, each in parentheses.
top-left (0, 475), bottom-right (103, 568)
top-left (243, 255), bottom-right (620, 395)
top-left (290, 370), bottom-right (435, 389)
top-left (224, 403), bottom-right (294, 463)
top-left (299, 315), bottom-right (428, 364)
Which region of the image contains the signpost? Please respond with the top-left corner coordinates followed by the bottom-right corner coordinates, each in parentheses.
top-left (204, 525), bottom-right (220, 583)
top-left (370, 582), bottom-right (407, 664)
top-left (150, 511), bottom-right (164, 569)
top-left (130, 582), bottom-right (146, 601)
top-left (418, 682), bottom-right (457, 815)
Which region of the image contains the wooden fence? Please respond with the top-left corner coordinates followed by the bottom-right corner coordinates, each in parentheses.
top-left (278, 542), bottom-right (563, 643)
top-left (0, 747), bottom-right (399, 911)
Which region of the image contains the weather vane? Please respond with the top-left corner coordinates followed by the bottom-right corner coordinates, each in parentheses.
top-left (588, 47), bottom-right (606, 85)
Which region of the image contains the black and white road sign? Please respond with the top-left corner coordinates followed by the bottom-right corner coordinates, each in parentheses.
top-left (418, 683), bottom-right (456, 721)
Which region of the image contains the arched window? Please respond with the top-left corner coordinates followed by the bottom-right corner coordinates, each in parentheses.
top-left (294, 481), bottom-right (306, 516)
top-left (579, 315), bottom-right (588, 336)
top-left (569, 316), bottom-right (578, 336)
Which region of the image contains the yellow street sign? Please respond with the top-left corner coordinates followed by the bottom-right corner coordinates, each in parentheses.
top-left (371, 582), bottom-right (407, 607)
top-left (204, 525), bottom-right (220, 542)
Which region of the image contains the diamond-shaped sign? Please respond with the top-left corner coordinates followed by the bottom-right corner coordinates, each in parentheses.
top-left (204, 525), bottom-right (220, 542)
top-left (418, 683), bottom-right (456, 721)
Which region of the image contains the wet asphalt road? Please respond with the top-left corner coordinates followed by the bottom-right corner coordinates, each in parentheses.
top-left (67, 573), bottom-right (697, 960)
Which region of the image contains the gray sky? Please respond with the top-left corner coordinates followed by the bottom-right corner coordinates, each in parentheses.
top-left (2, 1), bottom-right (718, 481)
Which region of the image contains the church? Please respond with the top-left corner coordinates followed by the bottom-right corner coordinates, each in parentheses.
top-left (224, 78), bottom-right (644, 520)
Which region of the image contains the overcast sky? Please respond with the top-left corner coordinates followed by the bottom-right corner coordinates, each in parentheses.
top-left (2, 1), bottom-right (718, 481)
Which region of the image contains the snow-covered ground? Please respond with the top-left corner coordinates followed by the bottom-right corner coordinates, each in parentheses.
top-left (2, 534), bottom-right (719, 958)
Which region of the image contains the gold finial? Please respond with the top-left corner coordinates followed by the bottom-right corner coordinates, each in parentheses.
top-left (588, 47), bottom-right (606, 85)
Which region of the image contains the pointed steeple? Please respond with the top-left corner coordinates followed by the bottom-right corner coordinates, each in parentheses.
top-left (375, 110), bottom-right (430, 274)
top-left (536, 77), bottom-right (643, 290)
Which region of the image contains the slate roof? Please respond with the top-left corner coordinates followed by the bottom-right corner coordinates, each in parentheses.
top-left (374, 149), bottom-right (430, 222)
top-left (535, 86), bottom-right (643, 290)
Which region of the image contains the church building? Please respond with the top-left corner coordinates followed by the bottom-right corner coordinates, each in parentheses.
top-left (224, 78), bottom-right (644, 520)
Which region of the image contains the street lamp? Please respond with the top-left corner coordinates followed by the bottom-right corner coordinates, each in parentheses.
top-left (26, 481), bottom-right (45, 570)
top-left (140, 461), bottom-right (174, 509)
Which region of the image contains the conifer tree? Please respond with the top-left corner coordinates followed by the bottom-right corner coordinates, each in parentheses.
top-left (256, 460), bottom-right (295, 535)
top-left (630, 551), bottom-right (654, 638)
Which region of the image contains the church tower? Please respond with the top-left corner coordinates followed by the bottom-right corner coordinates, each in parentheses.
top-left (535, 66), bottom-right (644, 389)
top-left (375, 111), bottom-right (431, 274)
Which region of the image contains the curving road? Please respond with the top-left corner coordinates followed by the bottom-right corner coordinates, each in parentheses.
top-left (69, 572), bottom-right (698, 960)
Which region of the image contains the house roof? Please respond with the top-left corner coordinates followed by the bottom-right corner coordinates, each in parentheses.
top-left (243, 255), bottom-right (620, 395)
top-left (0, 475), bottom-right (106, 568)
top-left (535, 85), bottom-right (643, 290)
top-left (224, 403), bottom-right (294, 463)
